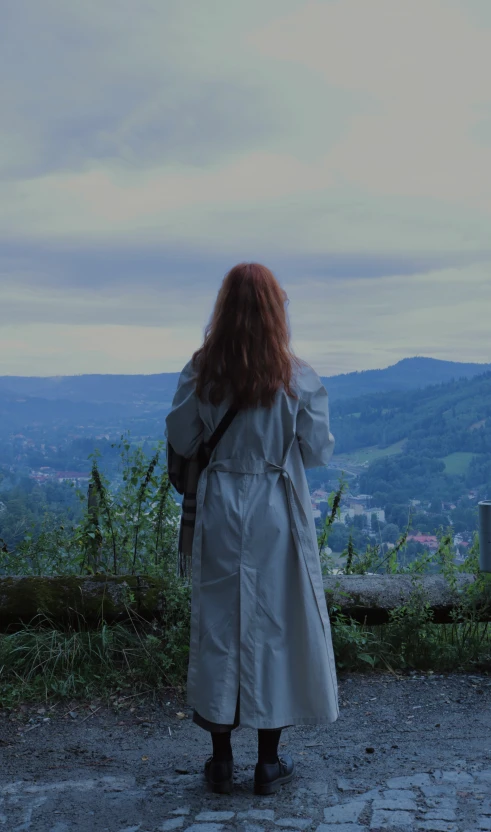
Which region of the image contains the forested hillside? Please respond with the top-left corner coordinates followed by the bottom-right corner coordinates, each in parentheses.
top-left (329, 371), bottom-right (491, 508)
top-left (331, 370), bottom-right (491, 458)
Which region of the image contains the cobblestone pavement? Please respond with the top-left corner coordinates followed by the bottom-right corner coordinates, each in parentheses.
top-left (1, 766), bottom-right (491, 832)
top-left (1, 672), bottom-right (490, 831)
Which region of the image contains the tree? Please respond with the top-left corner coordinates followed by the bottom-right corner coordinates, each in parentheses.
top-left (381, 523), bottom-right (400, 544)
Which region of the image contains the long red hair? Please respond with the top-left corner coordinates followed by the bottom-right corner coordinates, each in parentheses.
top-left (192, 262), bottom-right (300, 409)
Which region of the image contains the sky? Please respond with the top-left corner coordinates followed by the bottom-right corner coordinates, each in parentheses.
top-left (1, 0), bottom-right (490, 377)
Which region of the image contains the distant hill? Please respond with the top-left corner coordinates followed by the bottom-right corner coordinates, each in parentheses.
top-left (329, 369), bottom-right (491, 500)
top-left (331, 369), bottom-right (491, 460)
top-left (1, 359), bottom-right (489, 501)
top-left (324, 357), bottom-right (491, 400)
top-left (0, 372), bottom-right (181, 406)
top-left (0, 357), bottom-right (489, 409)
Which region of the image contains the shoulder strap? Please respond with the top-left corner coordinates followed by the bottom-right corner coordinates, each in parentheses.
top-left (207, 405), bottom-right (239, 452)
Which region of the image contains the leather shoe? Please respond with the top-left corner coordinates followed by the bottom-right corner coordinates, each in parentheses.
top-left (204, 756), bottom-right (234, 794)
top-left (254, 754), bottom-right (295, 795)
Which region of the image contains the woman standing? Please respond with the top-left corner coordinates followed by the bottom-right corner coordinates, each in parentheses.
top-left (165, 263), bottom-right (338, 796)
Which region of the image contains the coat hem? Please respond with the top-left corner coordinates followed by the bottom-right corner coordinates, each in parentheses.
top-left (187, 700), bottom-right (340, 730)
top-left (237, 712), bottom-right (340, 729)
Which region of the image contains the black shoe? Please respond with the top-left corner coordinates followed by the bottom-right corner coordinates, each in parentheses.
top-left (254, 754), bottom-right (295, 795)
top-left (204, 756), bottom-right (234, 794)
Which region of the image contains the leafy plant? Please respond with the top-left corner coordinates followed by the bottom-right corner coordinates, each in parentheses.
top-left (1, 433), bottom-right (180, 578)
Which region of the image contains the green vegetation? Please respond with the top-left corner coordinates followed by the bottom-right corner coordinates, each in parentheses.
top-left (1, 369), bottom-right (489, 708)
top-left (336, 439), bottom-right (407, 466)
top-left (331, 371), bottom-right (491, 489)
top-left (3, 369), bottom-right (490, 561)
top-left (0, 616), bottom-right (186, 704)
top-left (1, 433), bottom-right (180, 577)
top-left (1, 444), bottom-right (490, 708)
top-left (443, 452), bottom-right (476, 475)
top-left (319, 491), bottom-right (491, 673)
top-left (0, 434), bottom-right (190, 706)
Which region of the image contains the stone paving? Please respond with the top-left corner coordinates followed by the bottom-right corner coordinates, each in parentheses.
top-left (1, 765), bottom-right (491, 831)
top-left (2, 672), bottom-right (490, 831)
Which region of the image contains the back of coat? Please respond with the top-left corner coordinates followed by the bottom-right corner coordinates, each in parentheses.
top-left (165, 358), bottom-right (339, 730)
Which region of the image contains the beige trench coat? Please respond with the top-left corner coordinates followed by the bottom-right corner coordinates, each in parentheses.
top-left (165, 359), bottom-right (339, 729)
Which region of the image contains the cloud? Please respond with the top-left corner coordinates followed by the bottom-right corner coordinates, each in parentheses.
top-left (288, 261), bottom-right (491, 373)
top-left (0, 0), bottom-right (301, 179)
top-left (1, 0), bottom-right (490, 374)
top-left (2, 0), bottom-right (489, 255)
top-left (1, 259), bottom-right (489, 376)
top-left (0, 323), bottom-right (201, 375)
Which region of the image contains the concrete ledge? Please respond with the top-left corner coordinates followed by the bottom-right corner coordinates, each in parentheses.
top-left (0, 573), bottom-right (490, 630)
top-left (323, 573), bottom-right (490, 624)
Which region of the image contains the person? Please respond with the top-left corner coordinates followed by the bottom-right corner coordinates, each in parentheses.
top-left (165, 262), bottom-right (339, 796)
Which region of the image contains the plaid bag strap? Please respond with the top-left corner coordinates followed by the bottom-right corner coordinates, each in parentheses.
top-left (166, 441), bottom-right (187, 494)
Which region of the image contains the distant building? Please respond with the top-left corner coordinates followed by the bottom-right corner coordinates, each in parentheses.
top-left (56, 471), bottom-right (91, 483)
top-left (29, 474), bottom-right (49, 483)
top-left (407, 534), bottom-right (439, 551)
top-left (344, 493), bottom-right (373, 513)
top-left (453, 534), bottom-right (470, 550)
top-left (368, 509), bottom-right (386, 528)
top-left (332, 508), bottom-right (354, 525)
top-left (332, 507), bottom-right (385, 528)
top-left (312, 489), bottom-right (329, 500)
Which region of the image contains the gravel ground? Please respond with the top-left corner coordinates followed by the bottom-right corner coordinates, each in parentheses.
top-left (1, 671), bottom-right (491, 831)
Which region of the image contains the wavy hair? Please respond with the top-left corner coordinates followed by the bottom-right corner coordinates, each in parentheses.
top-left (192, 262), bottom-right (301, 409)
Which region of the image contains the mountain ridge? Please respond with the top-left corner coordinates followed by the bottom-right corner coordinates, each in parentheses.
top-left (0, 357), bottom-right (489, 405)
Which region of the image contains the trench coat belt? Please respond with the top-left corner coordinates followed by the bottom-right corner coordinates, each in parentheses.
top-left (203, 457), bottom-right (303, 517)
top-left (195, 456), bottom-right (333, 653)
top-left (207, 458), bottom-right (290, 476)
top-left (204, 457), bottom-right (309, 517)
top-left (200, 456), bottom-right (312, 562)
top-left (195, 456), bottom-right (308, 554)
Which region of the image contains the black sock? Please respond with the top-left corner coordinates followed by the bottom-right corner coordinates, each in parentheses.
top-left (211, 731), bottom-right (233, 762)
top-left (258, 728), bottom-right (282, 765)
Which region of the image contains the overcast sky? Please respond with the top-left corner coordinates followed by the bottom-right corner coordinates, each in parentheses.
top-left (1, 0), bottom-right (490, 377)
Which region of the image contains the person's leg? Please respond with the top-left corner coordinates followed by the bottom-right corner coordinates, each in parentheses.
top-left (211, 730), bottom-right (233, 762)
top-left (257, 728), bottom-right (282, 764)
top-left (254, 727), bottom-right (295, 795)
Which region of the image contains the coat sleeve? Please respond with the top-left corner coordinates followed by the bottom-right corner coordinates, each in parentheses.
top-left (165, 361), bottom-right (204, 458)
top-left (296, 368), bottom-right (335, 469)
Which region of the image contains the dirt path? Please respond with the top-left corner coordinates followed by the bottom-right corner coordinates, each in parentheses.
top-left (1, 671), bottom-right (490, 831)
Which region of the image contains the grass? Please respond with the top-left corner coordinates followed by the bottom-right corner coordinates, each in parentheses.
top-left (335, 445), bottom-right (477, 476)
top-left (0, 615), bottom-right (188, 707)
top-left (443, 452), bottom-right (476, 475)
top-left (336, 439), bottom-right (407, 467)
top-left (333, 617), bottom-right (491, 673)
top-left (1, 605), bottom-right (489, 708)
